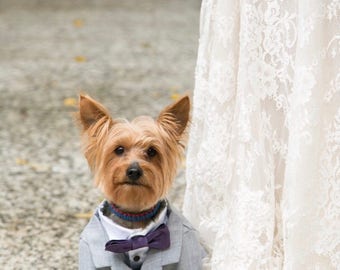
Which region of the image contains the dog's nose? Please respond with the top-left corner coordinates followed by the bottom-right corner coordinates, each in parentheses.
top-left (126, 162), bottom-right (143, 181)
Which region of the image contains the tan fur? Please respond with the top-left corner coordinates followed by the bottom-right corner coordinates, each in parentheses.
top-left (76, 94), bottom-right (190, 214)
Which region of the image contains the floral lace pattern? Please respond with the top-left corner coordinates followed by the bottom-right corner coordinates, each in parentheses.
top-left (183, 0), bottom-right (339, 269)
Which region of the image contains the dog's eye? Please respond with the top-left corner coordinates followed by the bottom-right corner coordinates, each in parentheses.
top-left (147, 147), bottom-right (157, 158)
top-left (114, 146), bottom-right (125, 156)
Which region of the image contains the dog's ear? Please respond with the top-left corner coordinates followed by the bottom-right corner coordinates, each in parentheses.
top-left (158, 95), bottom-right (190, 137)
top-left (78, 94), bottom-right (112, 131)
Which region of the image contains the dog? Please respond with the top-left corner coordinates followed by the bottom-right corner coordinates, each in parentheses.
top-left (76, 94), bottom-right (205, 270)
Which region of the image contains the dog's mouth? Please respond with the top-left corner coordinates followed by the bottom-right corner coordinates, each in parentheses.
top-left (124, 181), bottom-right (141, 186)
top-left (120, 179), bottom-right (148, 188)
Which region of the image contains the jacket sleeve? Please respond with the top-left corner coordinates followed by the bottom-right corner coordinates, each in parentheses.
top-left (79, 237), bottom-right (96, 270)
top-left (177, 227), bottom-right (206, 270)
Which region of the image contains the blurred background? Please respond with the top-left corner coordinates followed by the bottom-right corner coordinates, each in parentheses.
top-left (0, 0), bottom-right (199, 268)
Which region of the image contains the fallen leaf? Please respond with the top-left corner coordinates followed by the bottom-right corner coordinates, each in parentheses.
top-left (30, 162), bottom-right (51, 173)
top-left (63, 97), bottom-right (77, 107)
top-left (74, 212), bottom-right (93, 219)
top-left (170, 93), bottom-right (180, 101)
top-left (15, 158), bottom-right (51, 172)
top-left (73, 19), bottom-right (84, 28)
top-left (74, 55), bottom-right (87, 62)
top-left (15, 158), bottom-right (29, 165)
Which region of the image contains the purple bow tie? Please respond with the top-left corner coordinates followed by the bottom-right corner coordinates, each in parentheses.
top-left (105, 224), bottom-right (170, 253)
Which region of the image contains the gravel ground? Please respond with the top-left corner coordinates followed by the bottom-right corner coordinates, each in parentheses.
top-left (0, 1), bottom-right (199, 269)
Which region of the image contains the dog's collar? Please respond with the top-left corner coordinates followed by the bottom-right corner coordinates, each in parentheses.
top-left (107, 201), bottom-right (163, 222)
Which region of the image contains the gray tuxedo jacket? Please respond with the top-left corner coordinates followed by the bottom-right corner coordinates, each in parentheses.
top-left (79, 205), bottom-right (205, 270)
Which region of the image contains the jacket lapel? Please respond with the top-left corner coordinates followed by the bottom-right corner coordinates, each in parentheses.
top-left (141, 208), bottom-right (183, 269)
top-left (83, 210), bottom-right (131, 269)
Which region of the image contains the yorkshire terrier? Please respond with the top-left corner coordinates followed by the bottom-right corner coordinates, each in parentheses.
top-left (77, 94), bottom-right (205, 270)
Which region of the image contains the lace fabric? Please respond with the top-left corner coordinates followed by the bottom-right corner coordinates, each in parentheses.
top-left (183, 0), bottom-right (339, 269)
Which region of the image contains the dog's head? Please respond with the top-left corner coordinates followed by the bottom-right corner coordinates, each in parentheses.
top-left (77, 95), bottom-right (190, 212)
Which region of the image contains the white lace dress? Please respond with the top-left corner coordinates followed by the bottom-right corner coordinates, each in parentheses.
top-left (183, 0), bottom-right (339, 269)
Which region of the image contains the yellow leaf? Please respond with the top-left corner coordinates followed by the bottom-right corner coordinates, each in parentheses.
top-left (170, 93), bottom-right (180, 101)
top-left (30, 162), bottom-right (51, 172)
top-left (74, 212), bottom-right (93, 219)
top-left (15, 158), bottom-right (29, 165)
top-left (73, 19), bottom-right (84, 28)
top-left (74, 55), bottom-right (87, 62)
top-left (63, 97), bottom-right (77, 107)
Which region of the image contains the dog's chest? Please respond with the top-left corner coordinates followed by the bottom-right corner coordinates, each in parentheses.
top-left (99, 201), bottom-right (168, 269)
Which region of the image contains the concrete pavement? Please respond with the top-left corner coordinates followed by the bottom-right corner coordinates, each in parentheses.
top-left (0, 1), bottom-right (199, 268)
